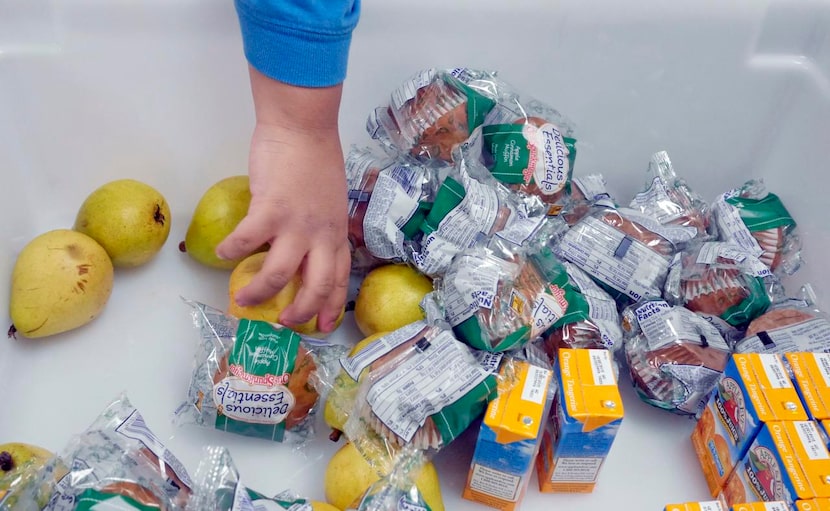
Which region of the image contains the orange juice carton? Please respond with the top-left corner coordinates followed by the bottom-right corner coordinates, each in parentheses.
top-left (720, 421), bottom-right (830, 507)
top-left (731, 503), bottom-right (793, 510)
top-left (786, 353), bottom-right (830, 421)
top-left (796, 498), bottom-right (830, 510)
top-left (693, 353), bottom-right (808, 497)
top-left (463, 358), bottom-right (555, 510)
top-left (535, 348), bottom-right (623, 493)
top-left (664, 500), bottom-right (727, 511)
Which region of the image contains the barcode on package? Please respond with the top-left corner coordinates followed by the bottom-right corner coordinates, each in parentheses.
top-left (521, 365), bottom-right (551, 405)
top-left (341, 321), bottom-right (427, 381)
top-left (589, 350), bottom-right (616, 386)
top-left (759, 354), bottom-right (791, 389)
top-left (115, 409), bottom-right (194, 489)
top-left (794, 421), bottom-right (830, 460)
top-left (815, 353), bottom-right (830, 388)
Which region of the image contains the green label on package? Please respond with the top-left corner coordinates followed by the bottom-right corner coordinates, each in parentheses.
top-left (419, 177), bottom-right (465, 236)
top-left (74, 489), bottom-right (158, 511)
top-left (447, 76), bottom-right (497, 132)
top-left (482, 123), bottom-right (577, 195)
top-left (725, 192), bottom-right (796, 231)
top-left (213, 319), bottom-right (301, 442)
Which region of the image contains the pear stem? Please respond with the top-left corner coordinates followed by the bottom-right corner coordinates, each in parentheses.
top-left (7, 325), bottom-right (16, 339)
top-left (329, 429), bottom-right (343, 442)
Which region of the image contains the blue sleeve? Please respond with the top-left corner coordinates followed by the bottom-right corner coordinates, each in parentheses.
top-left (234, 0), bottom-right (361, 88)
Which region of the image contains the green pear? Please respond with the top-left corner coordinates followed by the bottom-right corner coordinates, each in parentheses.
top-left (182, 175), bottom-right (261, 269)
top-left (74, 179), bottom-right (171, 267)
top-left (10, 229), bottom-right (114, 338)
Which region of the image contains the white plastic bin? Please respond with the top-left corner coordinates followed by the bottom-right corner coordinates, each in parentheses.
top-left (1, 0), bottom-right (829, 509)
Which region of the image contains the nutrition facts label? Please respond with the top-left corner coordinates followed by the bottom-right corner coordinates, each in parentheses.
top-left (636, 301), bottom-right (727, 353)
top-left (363, 165), bottom-right (425, 260)
top-left (341, 322), bottom-right (428, 381)
top-left (550, 457), bottom-right (604, 483)
top-left (735, 317), bottom-right (830, 354)
top-left (469, 464), bottom-right (521, 501)
top-left (442, 252), bottom-right (511, 327)
top-left (714, 192), bottom-right (764, 257)
top-left (695, 242), bottom-right (772, 278)
top-left (558, 215), bottom-right (670, 302)
top-left (367, 332), bottom-right (492, 442)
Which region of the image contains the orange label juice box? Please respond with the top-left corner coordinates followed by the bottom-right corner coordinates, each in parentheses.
top-left (693, 354), bottom-right (808, 496)
top-left (463, 359), bottom-right (554, 510)
top-left (797, 498), bottom-right (830, 510)
top-left (721, 421), bottom-right (830, 507)
top-left (536, 348), bottom-right (623, 493)
top-left (786, 353), bottom-right (830, 421)
top-left (664, 501), bottom-right (727, 511)
top-left (731, 503), bottom-right (792, 510)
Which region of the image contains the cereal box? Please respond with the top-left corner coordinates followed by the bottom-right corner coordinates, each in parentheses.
top-left (693, 354), bottom-right (808, 496)
top-left (664, 501), bottom-right (727, 511)
top-left (786, 353), bottom-right (830, 421)
top-left (463, 359), bottom-right (554, 510)
top-left (720, 421), bottom-right (830, 507)
top-left (796, 498), bottom-right (830, 510)
top-left (536, 348), bottom-right (623, 493)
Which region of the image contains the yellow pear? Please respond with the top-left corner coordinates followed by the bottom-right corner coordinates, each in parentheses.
top-left (0, 442), bottom-right (55, 505)
top-left (228, 252), bottom-right (344, 336)
top-left (354, 264), bottom-right (433, 336)
top-left (324, 332), bottom-right (388, 438)
top-left (183, 175), bottom-right (263, 270)
top-left (10, 230), bottom-right (114, 338)
top-left (310, 502), bottom-right (340, 511)
top-left (74, 179), bottom-right (171, 267)
top-left (324, 442), bottom-right (443, 511)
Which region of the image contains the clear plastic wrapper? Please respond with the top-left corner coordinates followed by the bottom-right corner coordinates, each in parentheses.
top-left (46, 393), bottom-right (194, 510)
top-left (734, 287), bottom-right (830, 354)
top-left (561, 173), bottom-right (616, 225)
top-left (628, 151), bottom-right (712, 242)
top-left (554, 205), bottom-right (685, 303)
top-left (346, 448), bottom-right (432, 511)
top-left (187, 446), bottom-right (312, 511)
top-left (175, 300), bottom-right (345, 444)
top-left (367, 68), bottom-right (500, 163)
top-left (0, 456), bottom-right (64, 511)
top-left (342, 322), bottom-right (500, 463)
top-left (345, 146), bottom-right (440, 273)
top-left (664, 241), bottom-right (773, 341)
top-left (712, 179), bottom-right (801, 274)
top-left (622, 301), bottom-right (732, 416)
top-left (408, 161), bottom-right (546, 277)
top-left (457, 91), bottom-right (577, 208)
top-left (543, 260), bottom-right (624, 354)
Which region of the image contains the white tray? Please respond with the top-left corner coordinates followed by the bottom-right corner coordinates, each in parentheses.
top-left (2, 1), bottom-right (829, 509)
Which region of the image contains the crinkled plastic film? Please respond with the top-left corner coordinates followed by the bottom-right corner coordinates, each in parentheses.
top-left (175, 300), bottom-right (346, 445)
top-left (712, 179), bottom-right (802, 275)
top-left (664, 241), bottom-right (774, 337)
top-left (543, 261), bottom-right (624, 354)
top-left (342, 323), bottom-right (500, 469)
top-left (187, 446), bottom-right (312, 511)
top-left (345, 146), bottom-right (442, 274)
top-left (621, 301), bottom-right (731, 417)
top-left (346, 447), bottom-right (432, 511)
top-left (0, 456), bottom-right (64, 511)
top-left (629, 151), bottom-right (713, 242)
top-left (734, 286), bottom-right (830, 354)
top-left (367, 68), bottom-right (502, 163)
top-left (46, 393), bottom-right (193, 510)
top-left (554, 206), bottom-right (679, 303)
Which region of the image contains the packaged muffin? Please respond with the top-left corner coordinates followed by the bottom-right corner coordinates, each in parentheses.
top-left (554, 205), bottom-right (685, 303)
top-left (562, 173), bottom-right (615, 225)
top-left (368, 68), bottom-right (499, 162)
top-left (46, 394), bottom-right (193, 510)
top-left (176, 301), bottom-right (344, 444)
top-left (543, 261), bottom-right (624, 354)
top-left (622, 301), bottom-right (731, 416)
top-left (734, 295), bottom-right (830, 354)
top-left (409, 163), bottom-right (545, 277)
top-left (345, 146), bottom-right (439, 272)
top-left (187, 446), bottom-right (312, 511)
top-left (629, 151), bottom-right (712, 242)
top-left (712, 179), bottom-right (801, 274)
top-left (343, 322), bottom-right (500, 457)
top-left (665, 242), bottom-right (773, 341)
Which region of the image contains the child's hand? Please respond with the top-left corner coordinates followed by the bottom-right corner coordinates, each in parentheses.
top-left (216, 67), bottom-right (350, 333)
